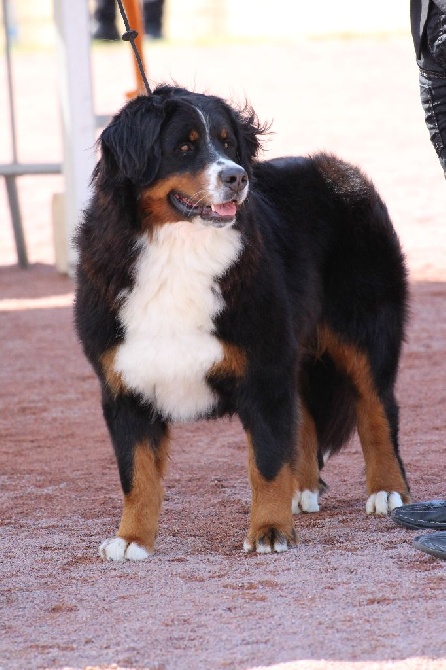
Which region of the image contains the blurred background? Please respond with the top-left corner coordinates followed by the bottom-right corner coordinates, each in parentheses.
top-left (0, 0), bottom-right (445, 279)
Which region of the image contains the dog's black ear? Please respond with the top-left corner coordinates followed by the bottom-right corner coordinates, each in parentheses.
top-left (230, 103), bottom-right (269, 171)
top-left (99, 96), bottom-right (166, 186)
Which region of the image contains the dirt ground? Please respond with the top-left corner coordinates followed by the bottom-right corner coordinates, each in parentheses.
top-left (0, 35), bottom-right (445, 670)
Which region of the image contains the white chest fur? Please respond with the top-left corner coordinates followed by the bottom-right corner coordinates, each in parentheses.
top-left (114, 221), bottom-right (242, 421)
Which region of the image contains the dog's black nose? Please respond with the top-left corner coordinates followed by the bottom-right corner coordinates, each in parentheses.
top-left (219, 166), bottom-right (248, 193)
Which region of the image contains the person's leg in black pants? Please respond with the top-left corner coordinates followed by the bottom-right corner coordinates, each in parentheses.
top-left (93, 0), bottom-right (119, 41)
top-left (143, 0), bottom-right (164, 39)
top-left (413, 1), bottom-right (446, 175)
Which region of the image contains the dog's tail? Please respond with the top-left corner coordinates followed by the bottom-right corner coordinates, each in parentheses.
top-left (299, 353), bottom-right (357, 468)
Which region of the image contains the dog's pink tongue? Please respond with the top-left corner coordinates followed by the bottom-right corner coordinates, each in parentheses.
top-left (211, 202), bottom-right (236, 217)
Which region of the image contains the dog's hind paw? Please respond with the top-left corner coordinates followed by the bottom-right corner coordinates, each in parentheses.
top-left (99, 537), bottom-right (152, 561)
top-left (292, 489), bottom-right (320, 514)
top-left (366, 491), bottom-right (403, 516)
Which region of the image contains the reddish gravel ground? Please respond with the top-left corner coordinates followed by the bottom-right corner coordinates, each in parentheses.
top-left (0, 35), bottom-right (445, 670)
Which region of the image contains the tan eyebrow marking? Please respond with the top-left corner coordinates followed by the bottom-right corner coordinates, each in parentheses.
top-left (189, 129), bottom-right (199, 141)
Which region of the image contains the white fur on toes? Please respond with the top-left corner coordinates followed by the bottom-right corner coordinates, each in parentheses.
top-left (366, 491), bottom-right (403, 515)
top-left (388, 492), bottom-right (404, 511)
top-left (272, 536), bottom-right (289, 553)
top-left (125, 542), bottom-right (152, 560)
top-left (292, 489), bottom-right (320, 514)
top-left (243, 536), bottom-right (289, 554)
top-left (99, 537), bottom-right (151, 561)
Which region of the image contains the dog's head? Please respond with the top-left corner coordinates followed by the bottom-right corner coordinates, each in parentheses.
top-left (97, 86), bottom-right (267, 228)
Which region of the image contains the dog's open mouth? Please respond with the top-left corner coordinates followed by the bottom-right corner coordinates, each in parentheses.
top-left (169, 192), bottom-right (237, 227)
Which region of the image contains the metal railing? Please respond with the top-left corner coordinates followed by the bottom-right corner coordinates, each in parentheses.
top-left (1, 0), bottom-right (62, 268)
top-left (2, 0), bottom-right (146, 269)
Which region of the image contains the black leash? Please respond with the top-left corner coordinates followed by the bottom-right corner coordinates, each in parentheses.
top-left (116, 0), bottom-right (152, 95)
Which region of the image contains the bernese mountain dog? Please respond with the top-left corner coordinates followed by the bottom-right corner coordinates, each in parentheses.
top-left (74, 85), bottom-right (410, 560)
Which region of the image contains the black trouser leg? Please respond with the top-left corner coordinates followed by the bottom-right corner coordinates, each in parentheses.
top-left (419, 71), bottom-right (446, 175)
top-left (417, 1), bottom-right (446, 176)
top-left (143, 0), bottom-right (164, 38)
top-left (93, 0), bottom-right (119, 40)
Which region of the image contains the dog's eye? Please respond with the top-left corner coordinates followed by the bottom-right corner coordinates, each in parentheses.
top-left (179, 143), bottom-right (193, 153)
top-left (222, 139), bottom-right (236, 154)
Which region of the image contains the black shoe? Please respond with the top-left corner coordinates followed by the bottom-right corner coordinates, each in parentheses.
top-left (145, 25), bottom-right (162, 39)
top-left (413, 532), bottom-right (446, 560)
top-left (92, 24), bottom-right (120, 41)
top-left (391, 500), bottom-right (446, 530)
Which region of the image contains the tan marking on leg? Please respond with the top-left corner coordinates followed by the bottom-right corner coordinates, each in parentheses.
top-left (118, 434), bottom-right (170, 552)
top-left (294, 403), bottom-right (320, 492)
top-left (208, 342), bottom-right (247, 379)
top-left (317, 325), bottom-right (409, 500)
top-left (246, 434), bottom-right (296, 549)
top-left (100, 346), bottom-right (126, 397)
top-left (356, 397), bottom-right (410, 500)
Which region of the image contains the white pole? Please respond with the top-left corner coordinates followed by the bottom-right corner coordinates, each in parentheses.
top-left (53, 0), bottom-right (95, 276)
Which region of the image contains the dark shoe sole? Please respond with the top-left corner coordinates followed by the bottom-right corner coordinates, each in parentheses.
top-left (413, 532), bottom-right (446, 560)
top-left (391, 500), bottom-right (446, 530)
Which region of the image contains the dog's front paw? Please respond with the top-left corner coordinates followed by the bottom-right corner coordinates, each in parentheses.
top-left (243, 527), bottom-right (296, 554)
top-left (99, 537), bottom-right (152, 561)
top-left (366, 491), bottom-right (403, 516)
top-left (292, 489), bottom-right (320, 514)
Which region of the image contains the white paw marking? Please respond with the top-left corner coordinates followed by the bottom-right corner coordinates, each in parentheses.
top-left (256, 541), bottom-right (273, 554)
top-left (243, 536), bottom-right (289, 554)
top-left (366, 491), bottom-right (403, 515)
top-left (292, 489), bottom-right (320, 514)
top-left (272, 537), bottom-right (289, 553)
top-left (291, 491), bottom-right (302, 514)
top-left (388, 492), bottom-right (404, 511)
top-left (125, 542), bottom-right (152, 561)
top-left (99, 537), bottom-right (151, 561)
